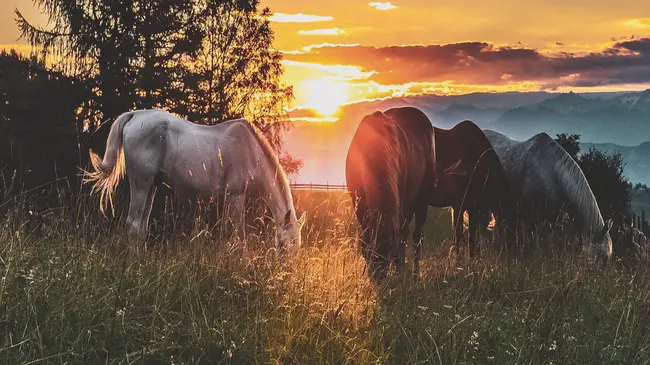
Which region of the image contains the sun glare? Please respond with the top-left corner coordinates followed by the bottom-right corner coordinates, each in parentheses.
top-left (302, 78), bottom-right (348, 117)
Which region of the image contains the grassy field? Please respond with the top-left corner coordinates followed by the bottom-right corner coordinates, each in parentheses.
top-left (2, 190), bottom-right (650, 364)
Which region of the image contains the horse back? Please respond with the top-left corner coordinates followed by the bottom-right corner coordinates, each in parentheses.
top-left (435, 121), bottom-right (514, 210)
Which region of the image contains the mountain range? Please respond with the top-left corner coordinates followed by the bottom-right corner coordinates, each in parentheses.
top-left (284, 89), bottom-right (650, 185)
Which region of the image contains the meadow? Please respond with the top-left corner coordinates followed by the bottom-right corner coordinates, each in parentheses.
top-left (1, 189), bottom-right (650, 364)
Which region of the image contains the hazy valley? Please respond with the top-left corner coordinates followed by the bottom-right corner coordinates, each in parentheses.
top-left (285, 90), bottom-right (650, 186)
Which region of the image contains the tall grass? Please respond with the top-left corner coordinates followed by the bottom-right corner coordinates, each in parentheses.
top-left (1, 189), bottom-right (650, 364)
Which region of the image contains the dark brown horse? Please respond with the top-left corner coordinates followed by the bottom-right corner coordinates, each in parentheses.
top-left (403, 119), bottom-right (517, 259)
top-left (345, 108), bottom-right (435, 281)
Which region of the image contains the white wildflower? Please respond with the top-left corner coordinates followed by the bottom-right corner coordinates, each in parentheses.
top-left (25, 268), bottom-right (36, 284)
top-left (468, 331), bottom-right (480, 348)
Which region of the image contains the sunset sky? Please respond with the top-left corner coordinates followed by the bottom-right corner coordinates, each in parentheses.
top-left (3, 0), bottom-right (650, 117)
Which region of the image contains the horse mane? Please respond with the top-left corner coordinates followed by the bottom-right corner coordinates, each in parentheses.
top-left (383, 106), bottom-right (436, 177)
top-left (348, 111), bottom-right (401, 219)
top-left (234, 119), bottom-right (294, 211)
top-left (529, 132), bottom-right (605, 235)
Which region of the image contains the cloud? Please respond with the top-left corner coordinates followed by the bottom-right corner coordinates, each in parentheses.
top-left (298, 28), bottom-right (347, 36)
top-left (623, 18), bottom-right (650, 30)
top-left (282, 60), bottom-right (375, 81)
top-left (368, 2), bottom-right (398, 11)
top-left (268, 13), bottom-right (333, 23)
top-left (283, 38), bottom-right (650, 89)
top-left (280, 43), bottom-right (361, 55)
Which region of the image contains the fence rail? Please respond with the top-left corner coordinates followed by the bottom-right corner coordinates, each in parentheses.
top-left (291, 183), bottom-right (347, 191)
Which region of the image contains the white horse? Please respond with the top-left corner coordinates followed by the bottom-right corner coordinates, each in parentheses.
top-left (84, 109), bottom-right (305, 249)
top-left (483, 130), bottom-right (613, 261)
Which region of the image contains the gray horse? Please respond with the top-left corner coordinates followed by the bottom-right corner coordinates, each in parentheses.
top-left (84, 109), bottom-right (305, 249)
top-left (483, 130), bottom-right (613, 261)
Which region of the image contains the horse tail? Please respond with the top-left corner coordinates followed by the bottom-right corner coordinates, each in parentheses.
top-left (83, 111), bottom-right (135, 216)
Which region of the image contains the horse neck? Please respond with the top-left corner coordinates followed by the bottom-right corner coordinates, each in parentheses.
top-left (260, 164), bottom-right (296, 227)
top-left (552, 155), bottom-right (604, 238)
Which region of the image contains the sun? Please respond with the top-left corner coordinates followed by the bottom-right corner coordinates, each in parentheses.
top-left (302, 78), bottom-right (348, 117)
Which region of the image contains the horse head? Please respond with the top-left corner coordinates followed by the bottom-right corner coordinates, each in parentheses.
top-left (584, 218), bottom-right (613, 262)
top-left (276, 210), bottom-right (307, 251)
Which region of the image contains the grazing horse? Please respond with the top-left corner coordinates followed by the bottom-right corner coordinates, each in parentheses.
top-left (483, 130), bottom-right (612, 261)
top-left (345, 108), bottom-right (435, 281)
top-left (84, 109), bottom-right (305, 249)
top-left (404, 119), bottom-right (517, 259)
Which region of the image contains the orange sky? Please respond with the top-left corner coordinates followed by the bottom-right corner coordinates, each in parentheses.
top-left (3, 0), bottom-right (650, 117)
top-left (260, 0), bottom-right (650, 115)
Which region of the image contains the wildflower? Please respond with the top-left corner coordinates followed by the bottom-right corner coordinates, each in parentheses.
top-left (468, 331), bottom-right (480, 348)
top-left (548, 340), bottom-right (557, 351)
top-left (25, 268), bottom-right (36, 284)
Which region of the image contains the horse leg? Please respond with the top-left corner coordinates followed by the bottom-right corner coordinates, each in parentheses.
top-left (126, 175), bottom-right (157, 244)
top-left (413, 203), bottom-right (428, 279)
top-left (468, 208), bottom-right (481, 258)
top-left (395, 212), bottom-right (413, 276)
top-left (453, 206), bottom-right (465, 257)
top-left (226, 193), bottom-right (246, 243)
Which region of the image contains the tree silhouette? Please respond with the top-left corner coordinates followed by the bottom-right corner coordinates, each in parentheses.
top-left (16, 0), bottom-right (299, 172)
top-left (15, 0), bottom-right (205, 150)
top-left (554, 134), bottom-right (631, 220)
top-left (179, 0), bottom-right (294, 149)
top-left (556, 133), bottom-right (581, 160)
top-left (579, 148), bottom-right (631, 220)
top-left (0, 50), bottom-right (88, 204)
top-left (634, 183), bottom-right (649, 191)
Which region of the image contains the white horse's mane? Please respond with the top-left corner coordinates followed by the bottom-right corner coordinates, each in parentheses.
top-left (235, 118), bottom-right (295, 211)
top-left (529, 133), bottom-right (605, 234)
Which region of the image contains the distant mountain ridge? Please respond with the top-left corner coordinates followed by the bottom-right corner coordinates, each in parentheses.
top-left (487, 90), bottom-right (650, 146)
top-left (581, 141), bottom-right (650, 185)
top-left (285, 89), bottom-right (650, 185)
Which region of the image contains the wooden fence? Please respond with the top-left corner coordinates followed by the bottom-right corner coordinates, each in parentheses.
top-left (290, 183), bottom-right (348, 191)
top-left (633, 210), bottom-right (649, 236)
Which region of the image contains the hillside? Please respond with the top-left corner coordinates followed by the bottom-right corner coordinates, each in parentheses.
top-left (285, 90), bottom-right (650, 184)
top-left (581, 142), bottom-right (650, 185)
top-left (487, 92), bottom-right (650, 145)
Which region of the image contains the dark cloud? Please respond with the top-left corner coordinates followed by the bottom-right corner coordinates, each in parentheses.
top-left (286, 38), bottom-right (650, 88)
top-left (615, 38), bottom-right (650, 53)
